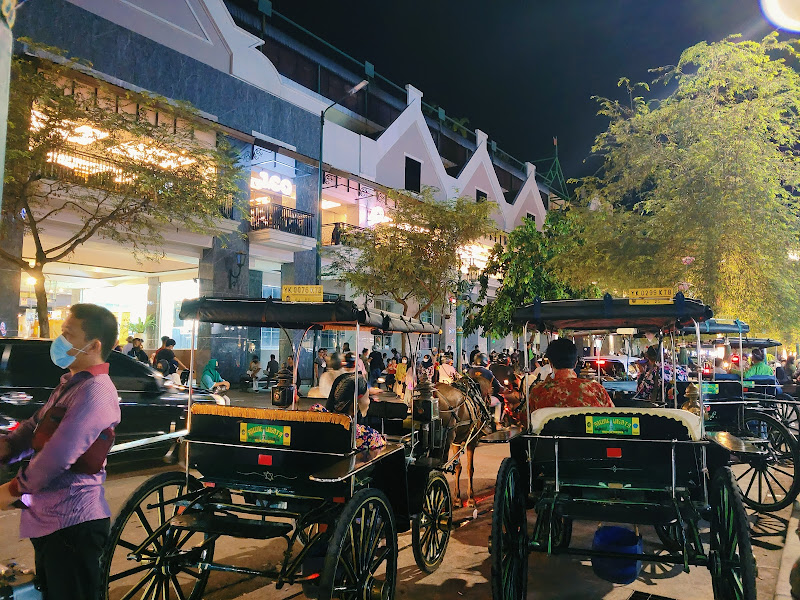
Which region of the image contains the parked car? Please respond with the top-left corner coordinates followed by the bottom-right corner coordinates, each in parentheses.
top-left (580, 355), bottom-right (637, 380)
top-left (0, 338), bottom-right (223, 461)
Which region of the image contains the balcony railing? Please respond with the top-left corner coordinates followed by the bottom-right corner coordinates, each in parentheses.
top-left (250, 203), bottom-right (314, 237)
top-left (322, 222), bottom-right (365, 246)
top-left (42, 148), bottom-right (236, 220)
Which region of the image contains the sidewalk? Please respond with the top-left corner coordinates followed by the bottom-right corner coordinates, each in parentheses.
top-left (775, 502), bottom-right (800, 600)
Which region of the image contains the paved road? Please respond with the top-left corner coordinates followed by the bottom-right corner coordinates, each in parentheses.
top-left (0, 441), bottom-right (791, 599)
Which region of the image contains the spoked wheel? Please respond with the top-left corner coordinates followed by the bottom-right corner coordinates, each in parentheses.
top-left (708, 467), bottom-right (757, 600)
top-left (490, 457), bottom-right (528, 600)
top-left (731, 410), bottom-right (800, 512)
top-left (768, 398), bottom-right (800, 438)
top-left (412, 472), bottom-right (452, 573)
top-left (654, 520), bottom-right (685, 553)
top-left (318, 488), bottom-right (397, 600)
top-left (102, 471), bottom-right (213, 600)
top-left (533, 503), bottom-right (572, 550)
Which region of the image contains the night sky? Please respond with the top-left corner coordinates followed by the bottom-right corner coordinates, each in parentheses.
top-left (274, 1), bottom-right (776, 181)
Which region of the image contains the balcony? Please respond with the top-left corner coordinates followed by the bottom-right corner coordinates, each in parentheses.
top-left (321, 222), bottom-right (365, 246)
top-left (42, 148), bottom-right (236, 220)
top-left (249, 203), bottom-right (317, 255)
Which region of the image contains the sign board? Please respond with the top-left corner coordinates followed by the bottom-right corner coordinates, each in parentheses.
top-left (585, 415), bottom-right (640, 436)
top-left (282, 285), bottom-right (323, 302)
top-left (626, 287), bottom-right (674, 305)
top-left (240, 422), bottom-right (292, 446)
top-left (701, 383), bottom-right (719, 395)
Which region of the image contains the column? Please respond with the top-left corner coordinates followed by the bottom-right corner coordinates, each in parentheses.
top-left (145, 277), bottom-right (160, 351)
top-left (0, 217), bottom-right (22, 337)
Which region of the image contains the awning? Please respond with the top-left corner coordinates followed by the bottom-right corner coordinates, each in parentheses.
top-left (179, 297), bottom-right (439, 334)
top-left (513, 295), bottom-right (713, 332)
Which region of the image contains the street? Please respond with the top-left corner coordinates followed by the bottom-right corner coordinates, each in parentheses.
top-left (0, 439), bottom-right (792, 600)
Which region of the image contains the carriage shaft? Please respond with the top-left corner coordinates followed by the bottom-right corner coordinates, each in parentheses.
top-left (532, 545), bottom-right (708, 567)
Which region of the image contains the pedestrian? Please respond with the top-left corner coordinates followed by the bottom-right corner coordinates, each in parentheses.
top-left (127, 337), bottom-right (148, 363)
top-left (318, 352), bottom-right (345, 398)
top-left (149, 335), bottom-right (170, 366)
top-left (369, 346), bottom-right (385, 386)
top-left (121, 336), bottom-right (134, 355)
top-left (248, 355), bottom-right (262, 379)
top-left (200, 358), bottom-right (230, 393)
top-left (342, 342), bottom-right (351, 353)
top-left (0, 303), bottom-right (121, 600)
top-left (395, 356), bottom-right (408, 396)
top-left (266, 354), bottom-right (280, 381)
top-left (314, 348), bottom-right (328, 386)
top-left (155, 339), bottom-right (187, 380)
top-left (391, 348), bottom-right (400, 363)
top-left (786, 356), bottom-right (796, 379)
top-left (444, 345), bottom-right (453, 360)
top-left (469, 345), bottom-right (481, 366)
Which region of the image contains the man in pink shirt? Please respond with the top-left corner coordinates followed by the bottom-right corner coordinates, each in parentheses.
top-left (0, 304), bottom-right (121, 600)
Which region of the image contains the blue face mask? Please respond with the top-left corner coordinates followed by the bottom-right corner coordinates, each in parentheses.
top-left (50, 335), bottom-right (93, 369)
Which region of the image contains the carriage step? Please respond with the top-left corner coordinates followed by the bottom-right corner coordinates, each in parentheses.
top-left (171, 513), bottom-right (292, 540)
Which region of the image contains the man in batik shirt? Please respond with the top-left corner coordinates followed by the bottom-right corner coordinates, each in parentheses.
top-left (531, 339), bottom-right (614, 409)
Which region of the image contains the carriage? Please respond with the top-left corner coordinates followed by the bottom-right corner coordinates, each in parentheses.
top-left (102, 297), bottom-right (459, 600)
top-left (490, 294), bottom-right (759, 600)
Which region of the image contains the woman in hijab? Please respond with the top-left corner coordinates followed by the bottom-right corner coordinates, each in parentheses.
top-left (200, 358), bottom-right (230, 392)
top-left (310, 373), bottom-right (385, 451)
top-left (420, 354), bottom-right (434, 380)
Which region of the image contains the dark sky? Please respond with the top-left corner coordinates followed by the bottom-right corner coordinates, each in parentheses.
top-left (273, 1), bottom-right (775, 180)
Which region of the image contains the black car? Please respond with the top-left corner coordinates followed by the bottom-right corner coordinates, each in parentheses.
top-left (0, 338), bottom-right (222, 459)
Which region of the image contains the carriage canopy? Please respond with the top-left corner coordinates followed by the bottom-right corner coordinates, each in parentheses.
top-left (676, 319), bottom-right (749, 336)
top-left (179, 296), bottom-right (439, 334)
top-left (513, 294), bottom-right (713, 332)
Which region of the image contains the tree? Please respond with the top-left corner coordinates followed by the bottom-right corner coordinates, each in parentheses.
top-left (464, 211), bottom-right (595, 338)
top-left (554, 33), bottom-right (800, 339)
top-left (0, 43), bottom-right (241, 337)
top-left (328, 187), bottom-right (495, 318)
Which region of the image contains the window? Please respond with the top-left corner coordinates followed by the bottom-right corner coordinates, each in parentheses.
top-left (373, 298), bottom-right (394, 313)
top-left (476, 189), bottom-right (488, 203)
top-left (404, 157), bottom-right (421, 193)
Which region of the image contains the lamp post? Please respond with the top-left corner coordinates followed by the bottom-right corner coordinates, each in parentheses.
top-left (315, 79), bottom-right (369, 285)
top-left (454, 263), bottom-right (479, 373)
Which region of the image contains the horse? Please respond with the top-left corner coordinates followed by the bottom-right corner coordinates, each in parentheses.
top-left (429, 375), bottom-right (494, 508)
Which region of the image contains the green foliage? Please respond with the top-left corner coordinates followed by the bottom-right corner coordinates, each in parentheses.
top-left (464, 212), bottom-right (596, 338)
top-left (556, 33), bottom-right (800, 341)
top-left (130, 315), bottom-right (156, 334)
top-left (0, 43), bottom-right (243, 335)
top-left (327, 187), bottom-right (495, 318)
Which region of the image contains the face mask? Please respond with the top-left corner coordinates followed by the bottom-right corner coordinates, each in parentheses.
top-left (50, 335), bottom-right (93, 369)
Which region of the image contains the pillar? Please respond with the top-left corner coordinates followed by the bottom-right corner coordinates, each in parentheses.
top-left (196, 139), bottom-right (251, 382)
top-left (145, 277), bottom-right (159, 351)
top-left (0, 216), bottom-right (22, 337)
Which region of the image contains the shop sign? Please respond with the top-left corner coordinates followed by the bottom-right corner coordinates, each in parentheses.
top-left (251, 170), bottom-right (293, 196)
top-left (585, 415), bottom-right (640, 436)
top-left (282, 285), bottom-right (323, 302)
top-left (701, 383), bottom-right (719, 395)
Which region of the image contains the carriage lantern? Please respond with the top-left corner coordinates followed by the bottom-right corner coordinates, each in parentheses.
top-left (414, 374), bottom-right (442, 453)
top-left (272, 365), bottom-right (295, 407)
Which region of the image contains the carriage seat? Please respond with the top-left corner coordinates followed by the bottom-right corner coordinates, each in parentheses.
top-left (529, 406), bottom-right (702, 441)
top-left (189, 403), bottom-right (352, 453)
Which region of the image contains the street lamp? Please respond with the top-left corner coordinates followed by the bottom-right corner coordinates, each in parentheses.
top-left (455, 263), bottom-right (480, 373)
top-left (315, 79), bottom-right (369, 285)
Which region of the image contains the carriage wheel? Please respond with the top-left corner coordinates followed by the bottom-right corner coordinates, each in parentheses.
top-left (533, 503), bottom-right (572, 550)
top-left (654, 520), bottom-right (685, 553)
top-left (102, 471), bottom-right (213, 600)
top-left (318, 488), bottom-right (397, 600)
top-left (732, 410), bottom-right (800, 512)
top-left (412, 472), bottom-right (452, 573)
top-left (490, 457), bottom-right (528, 600)
top-left (770, 399), bottom-right (800, 438)
top-left (708, 467), bottom-right (757, 600)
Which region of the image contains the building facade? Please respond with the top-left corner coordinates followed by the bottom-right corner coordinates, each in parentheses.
top-left (1, 0), bottom-right (552, 380)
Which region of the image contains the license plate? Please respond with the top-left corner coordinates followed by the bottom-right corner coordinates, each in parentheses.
top-left (240, 422), bottom-right (292, 446)
top-left (585, 415), bottom-right (640, 436)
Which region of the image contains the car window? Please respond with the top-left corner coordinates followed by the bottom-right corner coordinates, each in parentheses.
top-left (1, 342), bottom-right (67, 388)
top-left (108, 352), bottom-right (158, 393)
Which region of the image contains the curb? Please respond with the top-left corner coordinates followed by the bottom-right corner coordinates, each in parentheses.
top-left (775, 502), bottom-right (800, 600)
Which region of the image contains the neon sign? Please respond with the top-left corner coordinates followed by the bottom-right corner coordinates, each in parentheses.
top-left (251, 171), bottom-right (293, 196)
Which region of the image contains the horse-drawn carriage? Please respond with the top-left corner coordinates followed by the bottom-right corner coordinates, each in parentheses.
top-left (491, 295), bottom-right (760, 600)
top-left (102, 297), bottom-right (471, 600)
